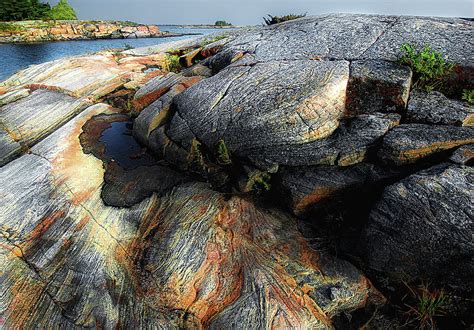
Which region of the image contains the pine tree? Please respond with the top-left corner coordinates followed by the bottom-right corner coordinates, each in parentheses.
top-left (50, 0), bottom-right (77, 20)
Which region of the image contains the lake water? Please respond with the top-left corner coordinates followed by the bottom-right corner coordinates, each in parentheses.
top-left (0, 26), bottom-right (225, 82)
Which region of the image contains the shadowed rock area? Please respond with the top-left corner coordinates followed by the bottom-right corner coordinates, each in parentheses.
top-left (1, 13), bottom-right (473, 329)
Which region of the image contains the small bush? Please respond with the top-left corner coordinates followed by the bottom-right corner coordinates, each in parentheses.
top-left (263, 13), bottom-right (307, 25)
top-left (164, 54), bottom-right (181, 73)
top-left (216, 139), bottom-right (232, 165)
top-left (398, 43), bottom-right (454, 92)
top-left (123, 43), bottom-right (134, 50)
top-left (246, 171), bottom-right (272, 193)
top-left (0, 22), bottom-right (23, 32)
top-left (188, 138), bottom-right (205, 169)
top-left (200, 34), bottom-right (227, 47)
top-left (462, 89), bottom-right (474, 104)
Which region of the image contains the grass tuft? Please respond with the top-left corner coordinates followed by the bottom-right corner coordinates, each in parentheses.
top-left (462, 89), bottom-right (474, 104)
top-left (216, 139), bottom-right (232, 165)
top-left (246, 170), bottom-right (272, 193)
top-left (263, 13), bottom-right (307, 25)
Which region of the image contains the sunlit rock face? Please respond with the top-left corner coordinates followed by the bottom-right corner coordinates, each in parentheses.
top-left (0, 104), bottom-right (380, 328)
top-left (1, 13), bottom-right (473, 329)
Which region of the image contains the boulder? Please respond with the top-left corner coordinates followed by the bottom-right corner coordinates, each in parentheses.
top-left (248, 113), bottom-right (400, 169)
top-left (279, 163), bottom-right (402, 216)
top-left (133, 84), bottom-right (187, 145)
top-left (406, 90), bottom-right (474, 126)
top-left (168, 60), bottom-right (350, 157)
top-left (0, 88), bottom-right (30, 106)
top-left (0, 89), bottom-right (90, 147)
top-left (364, 164), bottom-right (473, 290)
top-left (0, 128), bottom-right (22, 166)
top-left (132, 73), bottom-right (203, 112)
top-left (450, 144), bottom-right (474, 165)
top-left (345, 60), bottom-right (412, 115)
top-left (378, 124), bottom-right (474, 165)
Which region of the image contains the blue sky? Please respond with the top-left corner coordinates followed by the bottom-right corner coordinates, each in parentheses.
top-left (48, 0), bottom-right (474, 24)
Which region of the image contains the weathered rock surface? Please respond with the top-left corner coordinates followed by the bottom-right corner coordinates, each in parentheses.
top-left (378, 124), bottom-right (474, 165)
top-left (0, 101), bottom-right (380, 328)
top-left (346, 60), bottom-right (412, 115)
top-left (450, 144), bottom-right (474, 165)
top-left (169, 60), bottom-right (350, 155)
top-left (279, 163), bottom-right (402, 216)
top-left (364, 164), bottom-right (473, 290)
top-left (2, 13), bottom-right (474, 328)
top-left (248, 113), bottom-right (400, 168)
top-left (0, 89), bottom-right (90, 162)
top-left (406, 90), bottom-right (474, 126)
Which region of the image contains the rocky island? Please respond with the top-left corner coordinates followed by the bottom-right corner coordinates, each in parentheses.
top-left (0, 20), bottom-right (179, 43)
top-left (0, 14), bottom-right (473, 329)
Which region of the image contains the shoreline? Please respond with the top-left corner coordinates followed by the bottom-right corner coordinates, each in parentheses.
top-left (0, 20), bottom-right (182, 44)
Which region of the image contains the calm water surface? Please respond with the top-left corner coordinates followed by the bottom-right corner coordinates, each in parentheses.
top-left (0, 27), bottom-right (225, 82)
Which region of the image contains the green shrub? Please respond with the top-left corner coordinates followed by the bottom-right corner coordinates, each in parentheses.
top-left (246, 171), bottom-right (272, 193)
top-left (164, 54), bottom-right (181, 73)
top-left (216, 139), bottom-right (232, 165)
top-left (462, 89), bottom-right (474, 104)
top-left (200, 34), bottom-right (227, 47)
top-left (263, 13), bottom-right (307, 25)
top-left (0, 22), bottom-right (23, 32)
top-left (215, 20), bottom-right (231, 27)
top-left (398, 43), bottom-right (454, 92)
top-left (188, 139), bottom-right (205, 169)
top-left (49, 0), bottom-right (77, 20)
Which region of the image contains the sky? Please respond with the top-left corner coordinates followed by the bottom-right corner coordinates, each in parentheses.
top-left (48, 0), bottom-right (474, 25)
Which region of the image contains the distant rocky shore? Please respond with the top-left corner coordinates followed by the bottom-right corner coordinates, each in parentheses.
top-left (0, 20), bottom-right (182, 43)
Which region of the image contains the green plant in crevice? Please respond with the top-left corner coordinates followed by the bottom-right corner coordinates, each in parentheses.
top-left (188, 138), bottom-right (206, 169)
top-left (200, 34), bottom-right (228, 47)
top-left (462, 89), bottom-right (474, 104)
top-left (398, 43), bottom-right (454, 92)
top-left (164, 54), bottom-right (181, 73)
top-left (246, 170), bottom-right (272, 193)
top-left (263, 13), bottom-right (307, 25)
top-left (216, 139), bottom-right (232, 165)
top-left (402, 282), bottom-right (449, 329)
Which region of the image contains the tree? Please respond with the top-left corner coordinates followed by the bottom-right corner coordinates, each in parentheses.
top-left (0, 0), bottom-right (51, 21)
top-left (50, 0), bottom-right (77, 20)
top-left (215, 20), bottom-right (231, 27)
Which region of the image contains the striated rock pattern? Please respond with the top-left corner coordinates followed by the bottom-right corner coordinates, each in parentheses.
top-left (406, 90), bottom-right (474, 126)
top-left (1, 13), bottom-right (474, 328)
top-left (378, 124), bottom-right (474, 165)
top-left (0, 20), bottom-right (170, 43)
top-left (364, 164), bottom-right (474, 290)
top-left (0, 102), bottom-right (380, 328)
top-left (345, 60), bottom-right (412, 115)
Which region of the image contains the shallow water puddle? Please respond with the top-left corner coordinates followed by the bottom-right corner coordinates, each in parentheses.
top-left (99, 121), bottom-right (156, 169)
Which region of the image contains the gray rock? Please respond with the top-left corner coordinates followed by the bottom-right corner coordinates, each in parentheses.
top-left (249, 113), bottom-right (400, 168)
top-left (346, 60), bottom-right (412, 115)
top-left (133, 84), bottom-right (186, 145)
top-left (378, 124), bottom-right (474, 165)
top-left (279, 163), bottom-right (402, 216)
top-left (0, 88), bottom-right (30, 106)
top-left (0, 128), bottom-right (22, 166)
top-left (0, 89), bottom-right (90, 147)
top-left (364, 164), bottom-right (474, 290)
top-left (168, 59), bottom-right (350, 157)
top-left (406, 91), bottom-right (474, 126)
top-left (148, 126), bottom-right (189, 168)
top-left (450, 144), bottom-right (474, 165)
